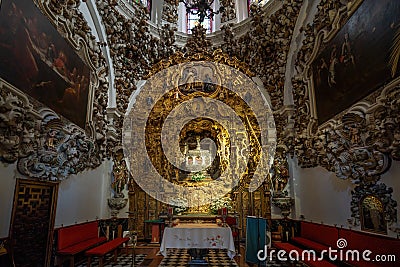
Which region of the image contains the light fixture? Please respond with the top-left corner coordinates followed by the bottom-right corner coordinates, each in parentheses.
top-left (180, 0), bottom-right (224, 23)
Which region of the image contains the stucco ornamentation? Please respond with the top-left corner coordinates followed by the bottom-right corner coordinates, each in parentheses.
top-left (220, 0), bottom-right (236, 23)
top-left (220, 1), bottom-right (303, 111)
top-left (1, 0), bottom-right (109, 179)
top-left (292, 0), bottom-right (399, 182)
top-left (96, 0), bottom-right (177, 151)
top-left (162, 0), bottom-right (179, 23)
top-left (17, 121), bottom-right (97, 181)
top-left (0, 90), bottom-right (38, 163)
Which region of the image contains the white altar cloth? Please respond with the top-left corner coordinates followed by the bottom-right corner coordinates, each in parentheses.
top-left (160, 223), bottom-right (236, 259)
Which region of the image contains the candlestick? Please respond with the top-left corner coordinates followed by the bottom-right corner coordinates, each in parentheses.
top-left (222, 207), bottom-right (227, 226)
top-left (167, 206), bottom-right (173, 227)
top-left (222, 207), bottom-right (227, 215)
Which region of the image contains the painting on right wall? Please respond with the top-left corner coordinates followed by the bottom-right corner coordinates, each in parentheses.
top-left (312, 0), bottom-right (400, 125)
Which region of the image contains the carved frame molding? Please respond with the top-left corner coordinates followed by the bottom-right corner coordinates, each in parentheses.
top-left (350, 182), bottom-right (397, 227)
top-left (292, 0), bottom-right (400, 184)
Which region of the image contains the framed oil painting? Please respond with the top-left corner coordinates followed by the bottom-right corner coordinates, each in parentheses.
top-left (0, 0), bottom-right (90, 129)
top-left (311, 0), bottom-right (400, 125)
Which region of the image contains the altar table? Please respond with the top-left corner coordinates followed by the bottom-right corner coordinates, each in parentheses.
top-left (160, 223), bottom-right (236, 259)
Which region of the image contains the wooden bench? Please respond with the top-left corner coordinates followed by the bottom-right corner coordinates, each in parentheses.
top-left (56, 221), bottom-right (107, 267)
top-left (85, 237), bottom-right (130, 267)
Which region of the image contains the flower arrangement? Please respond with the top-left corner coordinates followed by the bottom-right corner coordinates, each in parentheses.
top-left (209, 196), bottom-right (233, 215)
top-left (170, 197), bottom-right (188, 215)
top-left (191, 171), bottom-right (206, 182)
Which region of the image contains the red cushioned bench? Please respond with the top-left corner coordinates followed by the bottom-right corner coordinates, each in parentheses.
top-left (274, 242), bottom-right (337, 267)
top-left (292, 221), bottom-right (339, 253)
top-left (286, 221), bottom-right (400, 267)
top-left (339, 228), bottom-right (400, 267)
top-left (57, 221), bottom-right (107, 267)
top-left (85, 237), bottom-right (130, 267)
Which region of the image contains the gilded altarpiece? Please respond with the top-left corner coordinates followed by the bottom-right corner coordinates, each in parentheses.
top-left (128, 182), bottom-right (163, 240)
top-left (232, 184), bottom-right (271, 239)
top-left (126, 51), bottom-right (274, 239)
top-left (129, 184), bottom-right (271, 240)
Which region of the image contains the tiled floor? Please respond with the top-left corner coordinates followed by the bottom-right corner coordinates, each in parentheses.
top-left (75, 253), bottom-right (146, 267)
top-left (72, 244), bottom-right (305, 266)
top-left (158, 248), bottom-right (238, 267)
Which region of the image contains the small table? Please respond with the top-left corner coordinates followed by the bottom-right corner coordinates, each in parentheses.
top-left (144, 219), bottom-right (164, 244)
top-left (160, 223), bottom-right (236, 260)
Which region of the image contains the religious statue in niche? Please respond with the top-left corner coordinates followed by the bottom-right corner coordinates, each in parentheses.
top-left (108, 148), bottom-right (129, 217)
top-left (111, 149), bottom-right (129, 197)
top-left (270, 150), bottom-right (294, 217)
top-left (360, 195), bottom-right (387, 234)
top-left (269, 152), bottom-right (290, 195)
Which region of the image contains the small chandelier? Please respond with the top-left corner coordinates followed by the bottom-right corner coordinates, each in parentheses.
top-left (180, 0), bottom-right (224, 23)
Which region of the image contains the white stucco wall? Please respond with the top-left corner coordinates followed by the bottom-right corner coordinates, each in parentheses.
top-left (290, 156), bottom-right (400, 238)
top-left (0, 159), bottom-right (117, 237)
top-left (55, 160), bottom-right (113, 227)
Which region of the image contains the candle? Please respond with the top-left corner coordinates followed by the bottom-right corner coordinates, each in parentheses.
top-left (222, 207), bottom-right (227, 216)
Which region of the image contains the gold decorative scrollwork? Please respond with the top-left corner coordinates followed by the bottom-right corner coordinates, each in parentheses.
top-left (146, 49), bottom-right (255, 79)
top-left (127, 51), bottom-right (273, 238)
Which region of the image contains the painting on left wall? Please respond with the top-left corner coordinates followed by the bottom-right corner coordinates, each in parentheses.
top-left (0, 0), bottom-right (90, 129)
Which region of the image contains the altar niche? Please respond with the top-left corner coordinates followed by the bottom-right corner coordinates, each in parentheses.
top-left (184, 136), bottom-right (212, 173)
top-left (177, 118), bottom-right (228, 185)
top-left (360, 195), bottom-right (387, 234)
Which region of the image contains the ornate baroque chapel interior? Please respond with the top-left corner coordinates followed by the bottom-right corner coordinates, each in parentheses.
top-left (0, 0), bottom-right (400, 266)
